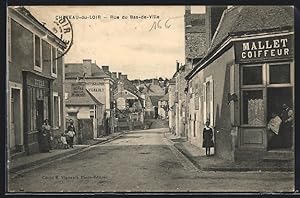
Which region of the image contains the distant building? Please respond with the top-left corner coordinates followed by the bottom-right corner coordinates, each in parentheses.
top-left (7, 7), bottom-right (66, 156)
top-left (113, 74), bottom-right (144, 130)
top-left (158, 94), bottom-right (169, 119)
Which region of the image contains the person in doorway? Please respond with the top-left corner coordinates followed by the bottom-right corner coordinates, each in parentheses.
top-left (202, 121), bottom-right (214, 156)
top-left (267, 112), bottom-right (282, 149)
top-left (280, 104), bottom-right (294, 148)
top-left (40, 119), bottom-right (52, 153)
top-left (67, 120), bottom-right (76, 148)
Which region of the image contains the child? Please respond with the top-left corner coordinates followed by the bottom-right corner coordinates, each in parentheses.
top-left (202, 121), bottom-right (214, 156)
top-left (61, 133), bottom-right (68, 149)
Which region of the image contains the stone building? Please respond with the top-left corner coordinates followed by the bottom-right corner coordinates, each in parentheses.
top-left (65, 60), bottom-right (115, 136)
top-left (185, 6), bottom-right (294, 161)
top-left (7, 7), bottom-right (66, 156)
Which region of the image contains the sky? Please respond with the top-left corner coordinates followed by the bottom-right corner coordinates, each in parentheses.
top-left (25, 6), bottom-right (205, 80)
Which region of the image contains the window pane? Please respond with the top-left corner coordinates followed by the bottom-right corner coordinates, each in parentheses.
top-left (35, 35), bottom-right (40, 67)
top-left (206, 81), bottom-right (211, 122)
top-left (269, 63), bottom-right (290, 84)
top-left (243, 90), bottom-right (264, 125)
top-left (242, 66), bottom-right (262, 85)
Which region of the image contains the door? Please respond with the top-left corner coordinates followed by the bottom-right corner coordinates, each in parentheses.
top-left (10, 89), bottom-right (21, 151)
top-left (36, 100), bottom-right (44, 130)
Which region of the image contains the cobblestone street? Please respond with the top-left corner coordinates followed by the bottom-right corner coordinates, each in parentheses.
top-left (8, 128), bottom-right (294, 192)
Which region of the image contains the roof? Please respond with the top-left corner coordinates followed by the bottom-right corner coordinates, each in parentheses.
top-left (65, 63), bottom-right (110, 78)
top-left (209, 6), bottom-right (294, 56)
top-left (11, 7), bottom-right (67, 49)
top-left (187, 6), bottom-right (294, 80)
top-left (149, 96), bottom-right (163, 107)
top-left (140, 84), bottom-right (165, 96)
top-left (185, 13), bottom-right (206, 33)
top-left (159, 94), bottom-right (169, 101)
top-left (66, 88), bottom-right (103, 106)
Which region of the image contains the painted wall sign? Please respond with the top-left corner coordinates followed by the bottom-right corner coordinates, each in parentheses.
top-left (71, 82), bottom-right (86, 97)
top-left (235, 34), bottom-right (294, 63)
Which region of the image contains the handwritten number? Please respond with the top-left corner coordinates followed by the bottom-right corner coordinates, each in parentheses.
top-left (149, 19), bottom-right (171, 32)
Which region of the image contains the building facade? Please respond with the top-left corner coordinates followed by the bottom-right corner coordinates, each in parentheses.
top-left (185, 6), bottom-right (294, 161)
top-left (65, 60), bottom-right (115, 136)
top-left (7, 7), bottom-right (66, 156)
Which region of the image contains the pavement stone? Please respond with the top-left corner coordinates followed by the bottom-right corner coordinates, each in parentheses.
top-left (165, 132), bottom-right (294, 172)
top-left (9, 132), bottom-right (125, 174)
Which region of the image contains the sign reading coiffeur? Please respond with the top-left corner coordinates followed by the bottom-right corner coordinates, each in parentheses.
top-left (235, 34), bottom-right (293, 63)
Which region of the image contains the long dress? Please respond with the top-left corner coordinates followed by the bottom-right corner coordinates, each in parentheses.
top-left (202, 127), bottom-right (214, 148)
top-left (39, 124), bottom-right (51, 152)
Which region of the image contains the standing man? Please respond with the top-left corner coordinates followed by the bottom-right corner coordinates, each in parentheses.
top-left (280, 104), bottom-right (294, 148)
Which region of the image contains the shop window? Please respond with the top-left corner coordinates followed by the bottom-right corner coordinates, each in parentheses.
top-left (242, 65), bottom-right (262, 85)
top-left (269, 63), bottom-right (290, 84)
top-left (242, 90), bottom-right (264, 126)
top-left (51, 46), bottom-right (57, 77)
top-left (34, 35), bottom-right (42, 71)
top-left (53, 94), bottom-right (61, 127)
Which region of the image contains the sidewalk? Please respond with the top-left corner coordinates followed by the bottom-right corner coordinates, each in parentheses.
top-left (9, 132), bottom-right (125, 174)
top-left (165, 132), bottom-right (294, 172)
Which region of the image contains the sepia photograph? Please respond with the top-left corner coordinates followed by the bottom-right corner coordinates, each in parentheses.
top-left (6, 5), bottom-right (295, 193)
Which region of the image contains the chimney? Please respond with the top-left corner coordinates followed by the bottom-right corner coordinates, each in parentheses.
top-left (102, 65), bottom-right (109, 72)
top-left (185, 6), bottom-right (191, 14)
top-left (112, 72), bottom-right (117, 79)
top-left (205, 6), bottom-right (227, 46)
top-left (118, 72), bottom-right (122, 79)
top-left (152, 79), bottom-right (158, 85)
top-left (120, 74), bottom-right (127, 80)
top-left (176, 60), bottom-right (180, 71)
top-left (82, 59), bottom-right (92, 76)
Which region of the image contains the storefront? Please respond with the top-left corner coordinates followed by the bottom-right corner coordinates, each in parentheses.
top-left (234, 33), bottom-right (294, 151)
top-left (23, 71), bottom-right (53, 154)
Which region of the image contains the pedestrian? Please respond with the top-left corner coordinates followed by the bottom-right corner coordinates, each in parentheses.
top-left (279, 104), bottom-right (294, 148)
top-left (39, 119), bottom-right (52, 153)
top-left (67, 120), bottom-right (76, 148)
top-left (61, 132), bottom-right (68, 149)
top-left (267, 112), bottom-right (281, 149)
top-left (202, 120), bottom-right (214, 156)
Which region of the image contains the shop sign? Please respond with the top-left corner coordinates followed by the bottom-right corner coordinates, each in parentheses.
top-left (235, 34), bottom-right (294, 63)
top-left (86, 81), bottom-right (105, 92)
top-left (71, 82), bottom-right (85, 97)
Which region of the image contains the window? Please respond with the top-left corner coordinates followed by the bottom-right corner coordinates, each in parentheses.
top-left (51, 46), bottom-right (57, 76)
top-left (53, 93), bottom-right (61, 127)
top-left (242, 90), bottom-right (264, 126)
top-left (34, 35), bottom-right (42, 71)
top-left (203, 76), bottom-right (214, 125)
top-left (242, 65), bottom-right (262, 85)
top-left (269, 63), bottom-right (290, 84)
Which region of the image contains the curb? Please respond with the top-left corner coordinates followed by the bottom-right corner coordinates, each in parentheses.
top-left (166, 133), bottom-right (294, 172)
top-left (9, 132), bottom-right (126, 175)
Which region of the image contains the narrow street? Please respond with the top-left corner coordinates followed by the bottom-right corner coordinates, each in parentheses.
top-left (8, 128), bottom-right (294, 192)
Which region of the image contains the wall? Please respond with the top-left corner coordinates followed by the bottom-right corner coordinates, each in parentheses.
top-left (10, 19), bottom-right (33, 83)
top-left (189, 46), bottom-right (235, 160)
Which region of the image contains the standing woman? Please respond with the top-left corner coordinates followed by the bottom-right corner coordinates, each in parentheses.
top-left (40, 119), bottom-right (52, 153)
top-left (202, 121), bottom-right (214, 156)
top-left (67, 120), bottom-right (76, 148)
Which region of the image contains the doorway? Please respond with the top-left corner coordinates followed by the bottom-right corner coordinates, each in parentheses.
top-left (36, 100), bottom-right (44, 130)
top-left (267, 87), bottom-right (293, 150)
top-left (10, 88), bottom-right (22, 152)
